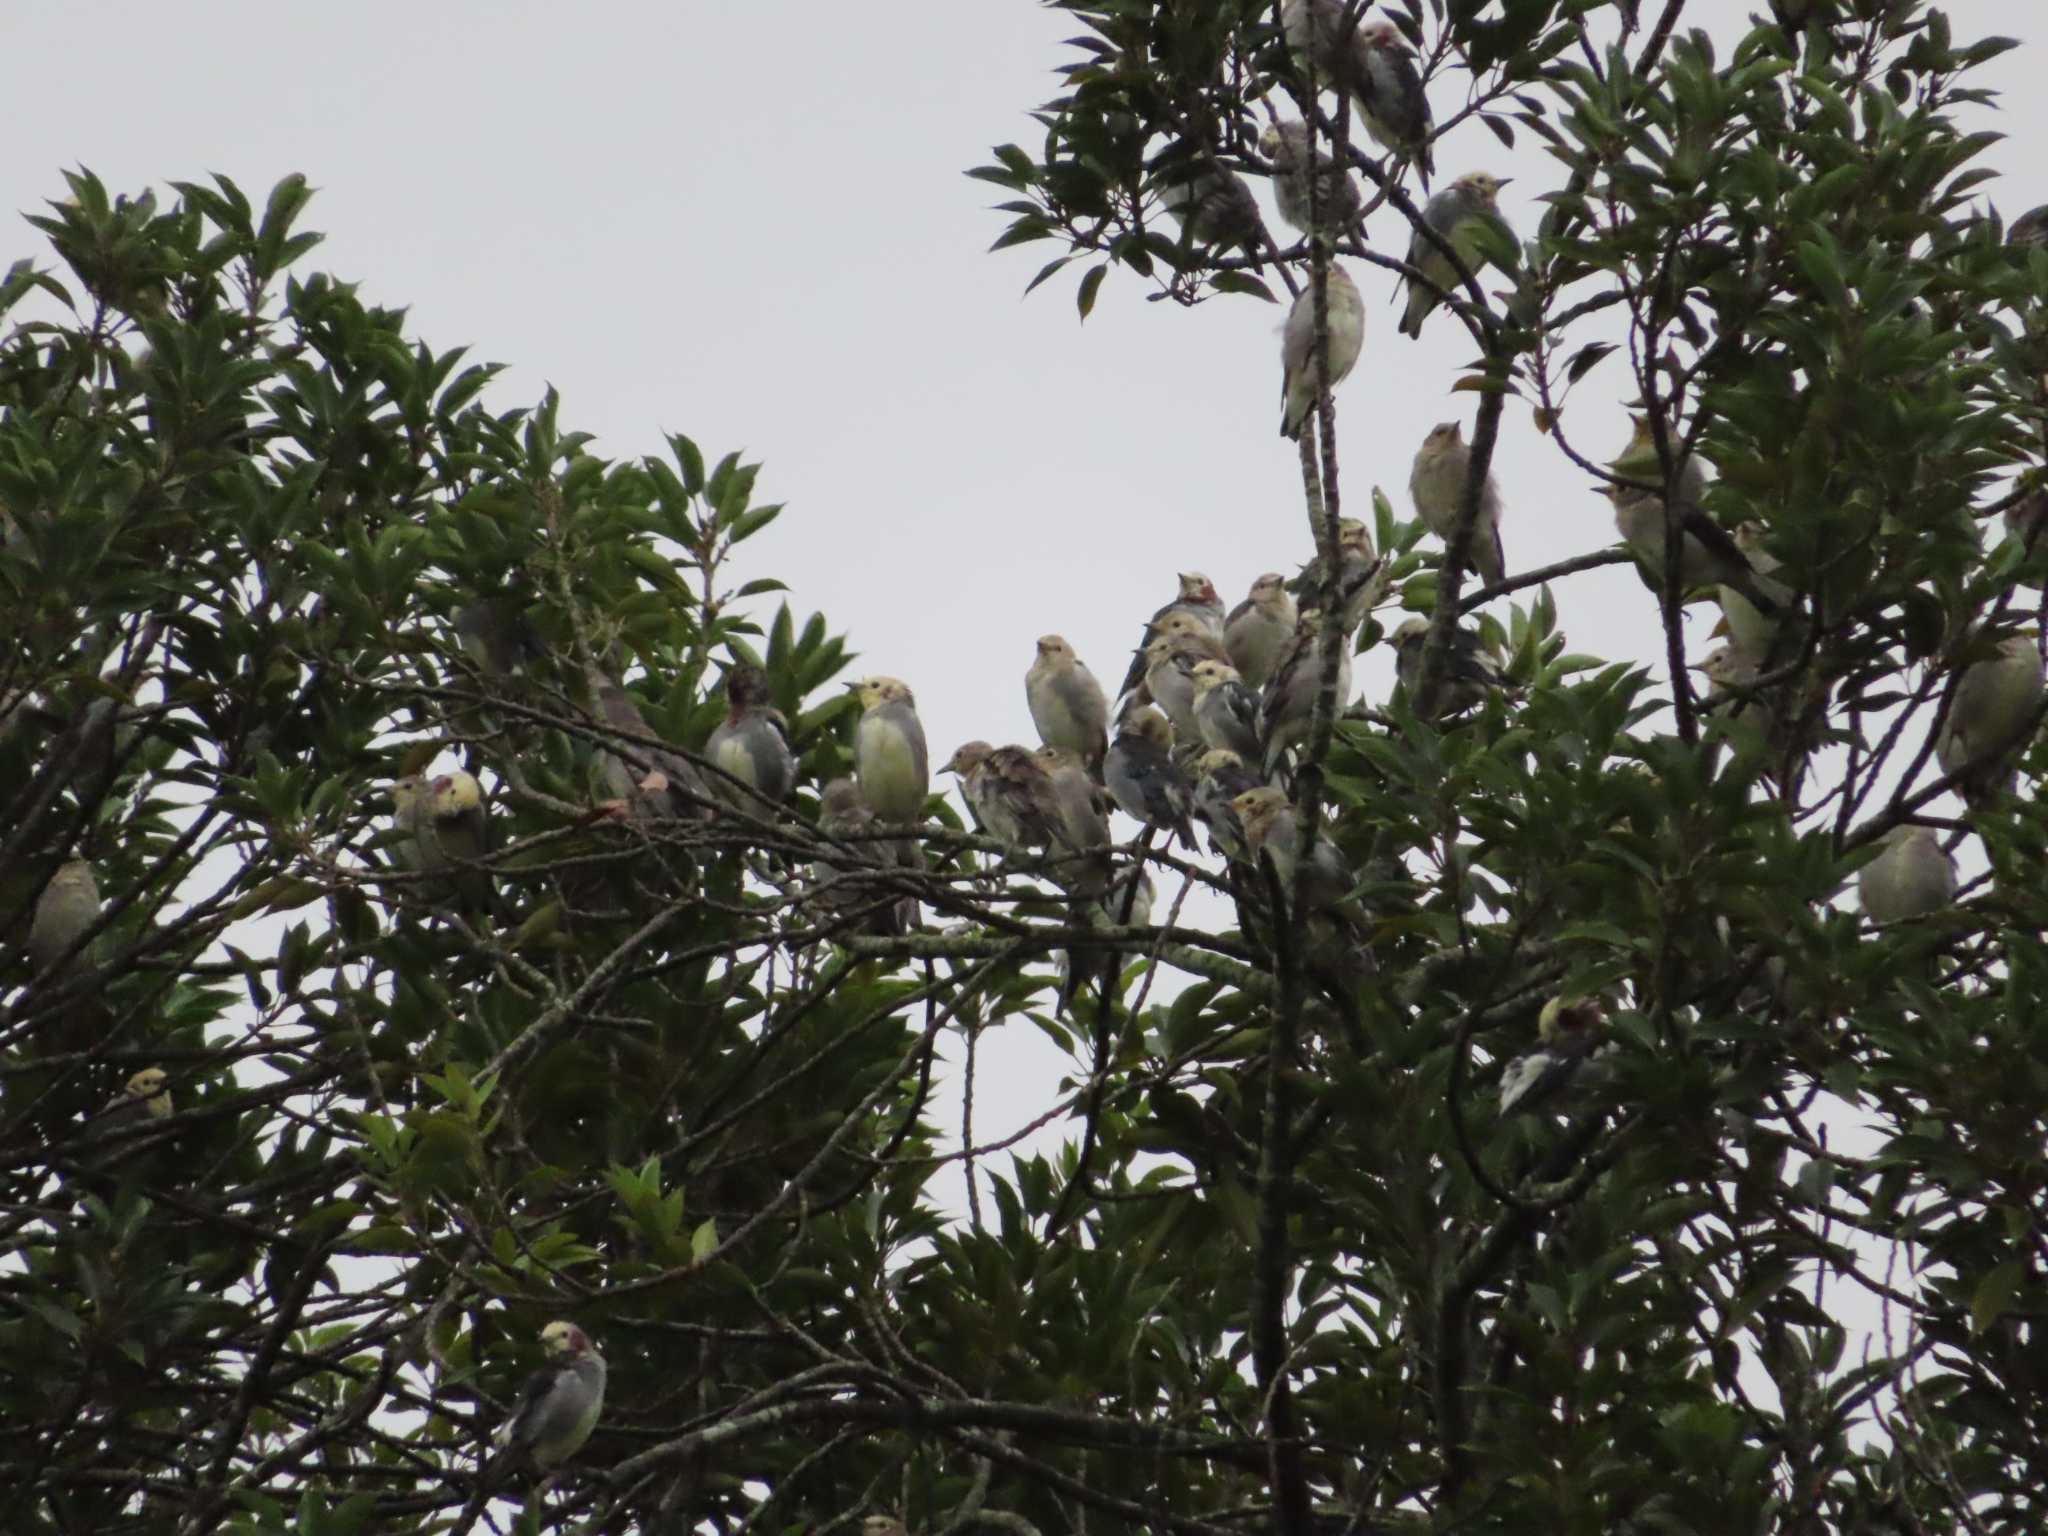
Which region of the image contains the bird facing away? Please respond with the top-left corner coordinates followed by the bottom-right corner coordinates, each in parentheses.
top-left (942, 741), bottom-right (1065, 859)
top-left (1290, 518), bottom-right (1386, 634)
top-left (1605, 486), bottom-right (1783, 620)
top-left (813, 777), bottom-right (921, 936)
top-left (1260, 120), bottom-right (1363, 235)
top-left (1104, 707), bottom-right (1197, 849)
top-left (1399, 172), bottom-right (1510, 339)
top-left (1035, 744), bottom-right (1114, 893)
top-left (1935, 630), bottom-right (2045, 801)
top-left (489, 1321), bottom-right (606, 1482)
top-left (1281, 263), bottom-right (1365, 440)
top-left (1159, 162), bottom-right (1262, 251)
top-left (1193, 748), bottom-right (1263, 863)
top-left (1259, 608), bottom-right (1354, 768)
top-left (1409, 421), bottom-right (1507, 588)
top-left (852, 676), bottom-right (931, 823)
top-left (28, 859), bottom-right (101, 975)
top-left (707, 664), bottom-right (796, 809)
top-left (1357, 21), bottom-right (1435, 185)
top-left (1119, 573), bottom-right (1226, 697)
top-left (1392, 616), bottom-right (1502, 719)
top-left (1026, 636), bottom-right (1109, 777)
top-left (587, 666), bottom-right (710, 819)
top-left (1190, 659), bottom-right (1263, 761)
top-left (1225, 573), bottom-right (1298, 690)
top-left (1858, 824), bottom-right (1957, 926)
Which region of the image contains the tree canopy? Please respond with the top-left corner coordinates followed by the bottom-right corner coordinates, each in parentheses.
top-left (6, 2), bottom-right (2048, 1534)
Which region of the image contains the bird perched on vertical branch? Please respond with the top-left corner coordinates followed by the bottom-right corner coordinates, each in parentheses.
top-left (707, 664), bottom-right (796, 810)
top-left (851, 676), bottom-right (931, 823)
top-left (1290, 518), bottom-right (1387, 634)
top-left (1224, 573), bottom-right (1298, 690)
top-left (1104, 708), bottom-right (1197, 849)
top-left (1231, 786), bottom-right (1371, 945)
top-left (1259, 121), bottom-right (1364, 235)
top-left (392, 770), bottom-right (496, 917)
top-left (1935, 629), bottom-right (2045, 803)
top-left (1358, 22), bottom-right (1434, 185)
top-left (1259, 608), bottom-right (1354, 768)
top-left (1026, 637), bottom-right (1109, 778)
top-left (1158, 161), bottom-right (1263, 252)
top-left (1398, 172), bottom-right (1511, 339)
top-left (1119, 574), bottom-right (1226, 698)
top-left (1409, 421), bottom-right (1507, 588)
top-left (1858, 824), bottom-right (1956, 926)
top-left (1280, 0), bottom-right (1372, 114)
top-left (484, 1321), bottom-right (606, 1486)
top-left (1190, 660), bottom-right (1264, 761)
top-left (1281, 263), bottom-right (1365, 440)
top-left (28, 859), bottom-right (102, 977)
top-left (1392, 616), bottom-right (1504, 719)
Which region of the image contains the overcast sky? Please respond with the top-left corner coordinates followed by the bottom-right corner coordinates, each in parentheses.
top-left (7, 2), bottom-right (2040, 1204)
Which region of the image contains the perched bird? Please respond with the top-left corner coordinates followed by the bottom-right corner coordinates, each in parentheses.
top-left (1190, 659), bottom-right (1263, 760)
top-left (455, 592), bottom-right (545, 676)
top-left (1035, 744), bottom-right (1114, 892)
top-left (392, 770), bottom-right (495, 915)
top-left (1408, 421), bottom-right (1506, 588)
top-left (1026, 636), bottom-right (1109, 777)
top-left (587, 666), bottom-right (709, 819)
top-left (2009, 204), bottom-right (2048, 250)
top-left (943, 742), bottom-right (1065, 857)
top-left (707, 664), bottom-right (796, 809)
top-left (487, 1321), bottom-right (607, 1483)
top-left (92, 1066), bottom-right (174, 1138)
top-left (1716, 523), bottom-right (1793, 667)
top-left (1104, 708), bottom-right (1197, 848)
top-left (1259, 608), bottom-right (1354, 766)
top-left (813, 778), bottom-right (921, 936)
top-left (1259, 121), bottom-right (1363, 235)
top-left (1858, 824), bottom-right (1957, 926)
top-left (1605, 487), bottom-right (1784, 619)
top-left (2005, 486), bottom-right (2048, 552)
top-left (1392, 616), bottom-right (1502, 719)
top-left (1609, 412), bottom-right (1708, 505)
top-left (1159, 162), bottom-right (1262, 251)
top-left (1232, 786), bottom-right (1365, 926)
top-left (1119, 573), bottom-right (1226, 697)
top-left (1398, 172), bottom-right (1510, 339)
top-left (1358, 22), bottom-right (1434, 185)
top-left (28, 859), bottom-right (101, 976)
top-left (1224, 573), bottom-right (1298, 689)
top-left (852, 676), bottom-right (931, 823)
top-left (1290, 518), bottom-right (1386, 633)
top-left (1500, 995), bottom-right (1613, 1115)
top-left (1281, 262), bottom-right (1365, 439)
top-left (1280, 0), bottom-right (1372, 111)
top-left (1143, 629), bottom-right (1216, 745)
top-left (1935, 630), bottom-right (2045, 800)
top-left (1193, 748), bottom-right (1263, 863)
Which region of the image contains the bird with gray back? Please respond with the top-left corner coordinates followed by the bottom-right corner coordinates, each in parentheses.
top-left (1104, 708), bottom-right (1197, 849)
top-left (1224, 573), bottom-right (1297, 690)
top-left (485, 1321), bottom-right (606, 1486)
top-left (1280, 263), bottom-right (1364, 439)
top-left (707, 664), bottom-right (796, 809)
top-left (1358, 21), bottom-right (1434, 186)
top-left (1026, 636), bottom-right (1109, 778)
top-left (852, 676), bottom-right (930, 823)
top-left (1119, 573), bottom-right (1225, 698)
top-left (1259, 608), bottom-right (1353, 768)
top-left (1399, 173), bottom-right (1510, 338)
top-left (1260, 121), bottom-right (1362, 235)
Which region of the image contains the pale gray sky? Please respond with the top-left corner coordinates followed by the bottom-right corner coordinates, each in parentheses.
top-left (7, 2), bottom-right (2040, 1194)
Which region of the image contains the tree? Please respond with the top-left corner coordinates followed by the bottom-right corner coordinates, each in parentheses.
top-left (2, 1), bottom-right (2046, 1533)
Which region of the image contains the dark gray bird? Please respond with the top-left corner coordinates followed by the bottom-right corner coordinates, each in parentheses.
top-left (1399, 172), bottom-right (1511, 338)
top-left (1119, 573), bottom-right (1226, 697)
top-left (1392, 616), bottom-right (1503, 718)
top-left (1290, 518), bottom-right (1386, 634)
top-left (1190, 660), bottom-right (1263, 761)
top-left (1409, 421), bottom-right (1506, 587)
top-left (1104, 708), bottom-right (1197, 849)
top-left (1500, 995), bottom-right (1613, 1116)
top-left (485, 1321), bottom-right (606, 1484)
top-left (1281, 263), bottom-right (1365, 439)
top-left (1259, 121), bottom-right (1363, 235)
top-left (1159, 162), bottom-right (1262, 251)
top-left (707, 664), bottom-right (796, 808)
top-left (2008, 204), bottom-right (2048, 250)
top-left (1358, 21), bottom-right (1434, 186)
top-left (1193, 748), bottom-right (1263, 863)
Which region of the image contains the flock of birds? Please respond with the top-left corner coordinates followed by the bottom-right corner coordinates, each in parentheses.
top-left (20, 1), bottom-right (2048, 1507)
